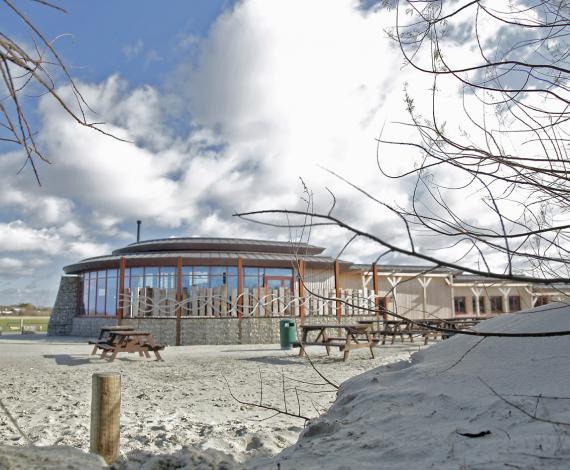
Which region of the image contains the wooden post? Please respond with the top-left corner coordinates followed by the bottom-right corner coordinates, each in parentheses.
top-left (471, 287), bottom-right (483, 317)
top-left (449, 275), bottom-right (455, 317)
top-left (90, 372), bottom-right (121, 465)
top-left (372, 263), bottom-right (379, 319)
top-left (117, 257), bottom-right (126, 325)
top-left (237, 257), bottom-right (243, 318)
top-left (175, 257), bottom-right (182, 346)
top-left (334, 260), bottom-right (341, 321)
top-left (298, 260), bottom-right (305, 322)
top-left (418, 277), bottom-right (432, 320)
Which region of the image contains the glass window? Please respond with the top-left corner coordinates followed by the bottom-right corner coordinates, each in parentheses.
top-left (244, 267), bottom-right (261, 288)
top-left (244, 275), bottom-right (261, 289)
top-left (81, 276), bottom-right (89, 315)
top-left (210, 266), bottom-right (227, 289)
top-left (490, 296), bottom-right (503, 312)
top-left (159, 267), bottom-right (176, 289)
top-left (181, 267), bottom-right (192, 295)
top-left (127, 268), bottom-right (144, 291)
top-left (106, 275), bottom-right (117, 316)
top-left (88, 276), bottom-right (96, 315)
top-left (96, 273), bottom-right (106, 315)
top-left (508, 295), bottom-right (521, 312)
top-left (471, 296), bottom-right (485, 313)
top-left (193, 267), bottom-right (209, 287)
top-left (129, 267), bottom-right (144, 276)
top-left (144, 267), bottom-right (159, 288)
top-left (454, 296), bottom-right (467, 314)
top-left (226, 274), bottom-right (238, 291)
top-left (265, 268), bottom-right (293, 276)
top-left (210, 266), bottom-right (228, 275)
top-left (210, 275), bottom-right (224, 288)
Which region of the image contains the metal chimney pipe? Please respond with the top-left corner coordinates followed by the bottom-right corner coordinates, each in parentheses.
top-left (136, 220), bottom-right (141, 243)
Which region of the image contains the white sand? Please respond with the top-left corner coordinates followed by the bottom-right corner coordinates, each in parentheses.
top-left (0, 334), bottom-right (422, 467)
top-left (273, 305), bottom-right (570, 469)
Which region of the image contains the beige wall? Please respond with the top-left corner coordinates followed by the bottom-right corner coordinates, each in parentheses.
top-left (339, 272), bottom-right (364, 290)
top-left (299, 267), bottom-right (540, 319)
top-left (380, 276), bottom-right (453, 320)
top-left (304, 268), bottom-right (335, 291)
top-left (453, 285), bottom-right (532, 315)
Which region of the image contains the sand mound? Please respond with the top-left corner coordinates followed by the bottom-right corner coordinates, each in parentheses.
top-left (0, 444), bottom-right (105, 469)
top-left (271, 305), bottom-right (570, 469)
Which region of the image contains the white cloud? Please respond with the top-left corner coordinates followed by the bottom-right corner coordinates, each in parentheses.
top-left (0, 257), bottom-right (24, 270)
top-left (2, 0), bottom-right (525, 305)
top-left (0, 220), bottom-right (63, 255)
top-left (0, 0), bottom-right (431, 308)
top-left (122, 39), bottom-right (144, 60)
top-left (68, 241), bottom-right (110, 259)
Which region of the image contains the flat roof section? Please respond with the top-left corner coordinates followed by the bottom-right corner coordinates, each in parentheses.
top-left (112, 237), bottom-right (325, 256)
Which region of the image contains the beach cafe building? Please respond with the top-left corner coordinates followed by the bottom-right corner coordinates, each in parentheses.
top-left (48, 237), bottom-right (565, 345)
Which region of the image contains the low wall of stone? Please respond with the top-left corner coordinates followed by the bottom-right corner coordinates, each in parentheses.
top-left (121, 318), bottom-right (177, 346)
top-left (48, 276), bottom-right (81, 336)
top-left (64, 315), bottom-right (379, 345)
top-left (70, 316), bottom-right (117, 337)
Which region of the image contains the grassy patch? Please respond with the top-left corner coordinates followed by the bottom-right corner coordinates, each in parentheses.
top-left (0, 316), bottom-right (50, 333)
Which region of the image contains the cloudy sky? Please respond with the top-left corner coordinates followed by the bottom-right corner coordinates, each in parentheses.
top-left (0, 0), bottom-right (502, 305)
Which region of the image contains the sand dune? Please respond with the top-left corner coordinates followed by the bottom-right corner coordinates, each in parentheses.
top-left (273, 305), bottom-right (570, 469)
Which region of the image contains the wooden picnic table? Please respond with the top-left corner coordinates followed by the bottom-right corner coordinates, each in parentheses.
top-left (293, 323), bottom-right (375, 361)
top-left (89, 325), bottom-right (135, 355)
top-left (410, 316), bottom-right (495, 344)
top-left (89, 328), bottom-right (165, 362)
top-left (357, 319), bottom-right (422, 345)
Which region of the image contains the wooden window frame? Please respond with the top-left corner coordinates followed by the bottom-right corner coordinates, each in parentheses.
top-left (454, 296), bottom-right (467, 315)
top-left (508, 295), bottom-right (521, 312)
top-left (490, 296), bottom-right (503, 313)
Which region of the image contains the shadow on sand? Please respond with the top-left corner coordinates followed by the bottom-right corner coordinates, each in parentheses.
top-left (43, 353), bottom-right (160, 366)
top-left (237, 353), bottom-right (346, 366)
top-left (42, 354), bottom-right (98, 366)
top-left (220, 348), bottom-right (284, 353)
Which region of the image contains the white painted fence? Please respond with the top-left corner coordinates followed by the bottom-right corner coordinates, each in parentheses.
top-left (121, 287), bottom-right (382, 318)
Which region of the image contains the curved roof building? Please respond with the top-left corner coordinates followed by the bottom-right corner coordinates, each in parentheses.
top-left (48, 236), bottom-right (553, 344)
top-left (63, 237), bottom-right (343, 274)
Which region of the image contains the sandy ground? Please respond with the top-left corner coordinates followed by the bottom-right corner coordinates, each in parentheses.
top-left (0, 334), bottom-right (425, 466)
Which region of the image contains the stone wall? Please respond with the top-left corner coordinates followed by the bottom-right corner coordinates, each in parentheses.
top-left (47, 276), bottom-right (81, 336)
top-left (70, 316), bottom-right (117, 337)
top-left (67, 315), bottom-right (378, 345)
top-left (121, 318), bottom-right (177, 345)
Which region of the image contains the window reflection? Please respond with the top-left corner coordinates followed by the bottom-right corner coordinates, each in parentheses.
top-left (80, 264), bottom-right (294, 317)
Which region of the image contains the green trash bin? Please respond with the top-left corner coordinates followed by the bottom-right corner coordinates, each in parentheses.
top-left (279, 319), bottom-right (297, 350)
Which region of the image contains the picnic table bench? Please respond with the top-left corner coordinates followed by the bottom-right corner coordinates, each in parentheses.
top-left (89, 325), bottom-right (136, 355)
top-left (89, 326), bottom-right (165, 362)
top-left (292, 323), bottom-right (375, 361)
top-left (357, 317), bottom-right (492, 345)
top-left (413, 316), bottom-right (495, 344)
top-left (357, 319), bottom-right (424, 345)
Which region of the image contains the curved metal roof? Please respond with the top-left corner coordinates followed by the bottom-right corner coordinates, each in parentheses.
top-left (64, 242), bottom-right (350, 274)
top-left (112, 237), bottom-right (325, 256)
